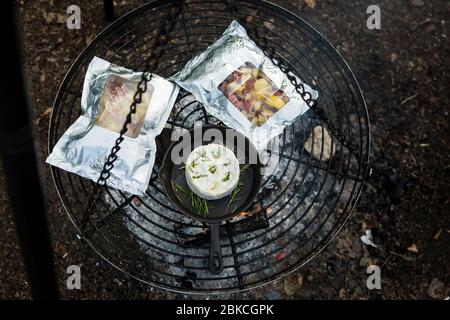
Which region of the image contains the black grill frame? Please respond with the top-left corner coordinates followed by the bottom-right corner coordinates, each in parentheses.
top-left (48, 0), bottom-right (370, 294)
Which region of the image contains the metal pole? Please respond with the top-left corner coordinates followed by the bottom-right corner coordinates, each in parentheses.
top-left (104, 0), bottom-right (116, 22)
top-left (0, 1), bottom-right (58, 300)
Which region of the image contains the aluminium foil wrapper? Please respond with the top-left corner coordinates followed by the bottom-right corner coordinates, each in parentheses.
top-left (171, 20), bottom-right (318, 152)
top-left (46, 57), bottom-right (180, 195)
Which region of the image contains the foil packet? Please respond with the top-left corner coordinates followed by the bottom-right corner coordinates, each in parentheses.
top-left (47, 57), bottom-right (179, 195)
top-left (171, 20), bottom-right (318, 152)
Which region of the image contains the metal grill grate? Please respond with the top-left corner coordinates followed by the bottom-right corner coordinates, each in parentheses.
top-left (48, 0), bottom-right (370, 294)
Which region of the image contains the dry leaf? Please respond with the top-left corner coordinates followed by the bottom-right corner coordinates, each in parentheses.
top-left (428, 278), bottom-right (445, 299)
top-left (305, 0), bottom-right (316, 9)
top-left (407, 243), bottom-right (418, 253)
top-left (283, 273), bottom-right (298, 296)
top-left (359, 256), bottom-right (373, 267)
top-left (44, 12), bottom-right (66, 24)
top-left (390, 53), bottom-right (398, 62)
top-left (42, 107), bottom-right (53, 117)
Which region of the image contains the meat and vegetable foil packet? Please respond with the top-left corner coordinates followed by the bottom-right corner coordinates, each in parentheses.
top-left (171, 20), bottom-right (318, 152)
top-left (46, 57), bottom-right (179, 195)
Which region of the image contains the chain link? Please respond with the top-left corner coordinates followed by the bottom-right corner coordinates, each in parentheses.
top-left (81, 1), bottom-right (184, 229)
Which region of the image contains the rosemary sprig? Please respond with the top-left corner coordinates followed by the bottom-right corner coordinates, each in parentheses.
top-left (173, 182), bottom-right (188, 194)
top-left (240, 163), bottom-right (250, 173)
top-left (227, 181), bottom-right (244, 213)
top-left (173, 182), bottom-right (209, 216)
top-left (226, 163), bottom-right (251, 213)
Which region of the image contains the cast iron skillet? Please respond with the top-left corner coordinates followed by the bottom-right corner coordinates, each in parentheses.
top-left (159, 124), bottom-right (261, 273)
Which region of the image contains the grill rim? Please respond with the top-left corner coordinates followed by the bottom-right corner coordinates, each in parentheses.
top-left (48, 0), bottom-right (371, 295)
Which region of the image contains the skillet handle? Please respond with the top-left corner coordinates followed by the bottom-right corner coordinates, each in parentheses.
top-left (209, 223), bottom-right (223, 274)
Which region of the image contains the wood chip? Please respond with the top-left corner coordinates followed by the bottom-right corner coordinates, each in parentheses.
top-left (433, 228), bottom-right (442, 240)
top-left (113, 278), bottom-right (123, 286)
top-left (245, 9), bottom-right (258, 23)
top-left (263, 19), bottom-right (276, 31)
top-left (132, 197), bottom-right (142, 207)
top-left (407, 243), bottom-right (418, 253)
top-left (400, 93), bottom-right (418, 105)
top-left (305, 0), bottom-right (316, 9)
top-left (297, 273), bottom-right (304, 287)
top-left (44, 12), bottom-right (66, 24)
top-left (238, 210), bottom-right (250, 217)
top-left (42, 107), bottom-right (53, 117)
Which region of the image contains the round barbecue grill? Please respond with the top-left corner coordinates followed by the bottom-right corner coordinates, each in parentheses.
top-left (49, 0), bottom-right (370, 294)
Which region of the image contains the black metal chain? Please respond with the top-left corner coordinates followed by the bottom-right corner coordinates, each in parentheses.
top-left (223, 0), bottom-right (370, 174)
top-left (81, 1), bottom-right (185, 229)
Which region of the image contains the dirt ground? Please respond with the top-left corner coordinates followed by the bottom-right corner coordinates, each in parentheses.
top-left (0, 0), bottom-right (448, 299)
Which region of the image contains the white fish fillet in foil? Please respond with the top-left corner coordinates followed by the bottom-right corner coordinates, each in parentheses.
top-left (47, 57), bottom-right (179, 195)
